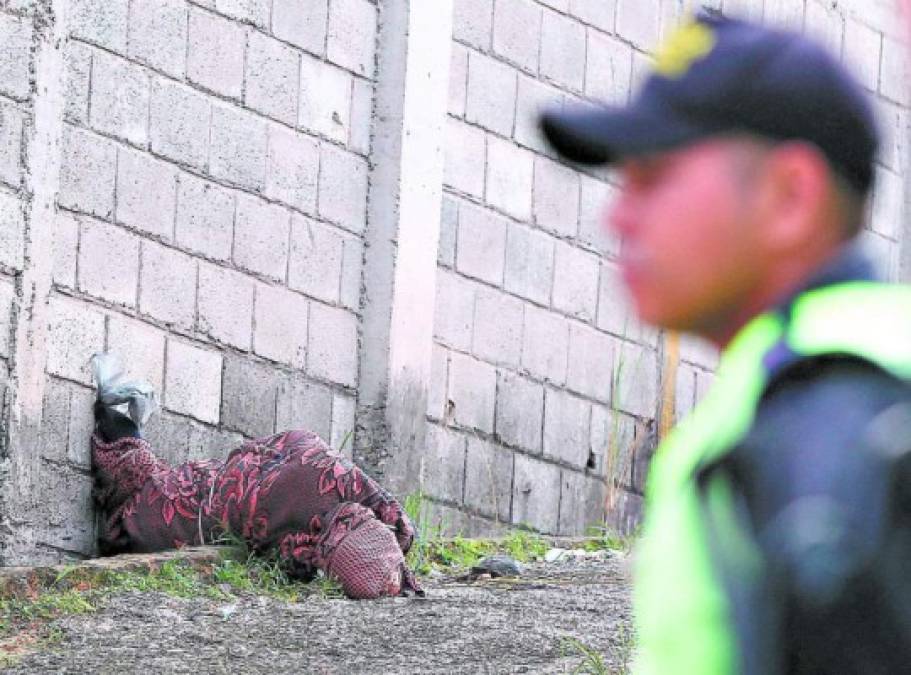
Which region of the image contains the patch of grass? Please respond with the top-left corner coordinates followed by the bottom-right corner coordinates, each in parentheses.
top-left (560, 637), bottom-right (608, 674)
top-left (582, 525), bottom-right (635, 554)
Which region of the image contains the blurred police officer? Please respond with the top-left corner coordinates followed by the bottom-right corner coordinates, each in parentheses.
top-left (542, 13), bottom-right (911, 675)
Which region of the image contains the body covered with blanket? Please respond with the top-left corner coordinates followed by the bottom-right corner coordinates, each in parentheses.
top-left (90, 354), bottom-right (422, 600)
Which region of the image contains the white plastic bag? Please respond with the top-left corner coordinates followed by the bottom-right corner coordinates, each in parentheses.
top-left (90, 352), bottom-right (158, 430)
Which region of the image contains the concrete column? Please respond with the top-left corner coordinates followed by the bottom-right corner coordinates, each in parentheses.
top-left (1, 0), bottom-right (68, 563)
top-left (356, 1), bottom-right (454, 494)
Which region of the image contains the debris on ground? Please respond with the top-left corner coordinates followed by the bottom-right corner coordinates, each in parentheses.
top-left (470, 554), bottom-right (523, 578)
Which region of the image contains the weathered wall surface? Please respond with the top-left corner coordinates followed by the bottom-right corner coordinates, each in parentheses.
top-left (0, 0), bottom-right (908, 562)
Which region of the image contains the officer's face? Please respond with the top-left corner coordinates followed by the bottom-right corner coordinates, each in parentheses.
top-left (608, 138), bottom-right (766, 337)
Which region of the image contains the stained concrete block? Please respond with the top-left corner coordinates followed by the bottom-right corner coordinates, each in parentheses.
top-left (299, 54), bottom-right (352, 144)
top-left (552, 241), bottom-right (600, 323)
top-left (597, 261), bottom-right (657, 347)
top-left (585, 30), bottom-right (633, 105)
top-left (107, 314), bottom-right (167, 395)
top-left (675, 362), bottom-right (698, 424)
top-left (326, 0), bottom-right (377, 76)
top-left (514, 74), bottom-right (563, 154)
top-left (52, 211), bottom-right (79, 289)
top-left (540, 10), bottom-right (586, 92)
top-left (233, 194), bottom-right (291, 282)
top-left (90, 50), bottom-right (150, 147)
top-left (175, 173), bottom-right (235, 262)
top-left (427, 343), bottom-right (449, 421)
top-left (613, 340), bottom-right (659, 419)
top-left (39, 465), bottom-right (96, 556)
top-left (453, 0), bottom-right (493, 50)
top-left (448, 351), bottom-right (497, 433)
top-left (605, 488), bottom-right (643, 536)
top-left (456, 202), bottom-right (507, 285)
top-left (842, 18), bottom-right (881, 90)
top-left (433, 269), bottom-right (477, 352)
top-left (330, 392), bottom-right (356, 453)
top-left (339, 234), bottom-right (363, 311)
top-left (187, 7), bottom-right (245, 99)
top-left (245, 31), bottom-right (300, 125)
top-left (558, 470), bottom-right (606, 536)
top-left (0, 191), bottom-right (24, 271)
top-left (288, 215), bottom-right (344, 304)
top-left (116, 148), bottom-right (178, 240)
top-left (464, 437), bottom-right (513, 521)
top-left (70, 0), bottom-right (129, 53)
top-left (493, 0), bottom-right (542, 73)
top-left (187, 422), bottom-right (244, 462)
top-left (197, 262), bottom-right (255, 350)
top-left (448, 43), bottom-right (469, 118)
top-left (349, 78), bottom-right (373, 155)
top-left (616, 0), bottom-right (660, 50)
top-left (486, 136), bottom-right (534, 221)
top-left (504, 222), bottom-right (554, 305)
top-left (569, 0), bottom-right (615, 31)
top-left (128, 0), bottom-right (188, 78)
top-left (63, 41), bottom-right (92, 125)
top-left (77, 219), bottom-right (140, 307)
top-left (521, 304), bottom-right (569, 384)
top-left (0, 96), bottom-right (24, 187)
top-left (423, 425), bottom-right (467, 504)
top-left (0, 13), bottom-right (32, 100)
top-left (0, 276), bottom-right (14, 358)
top-left (144, 410), bottom-right (192, 466)
top-left (566, 322), bottom-right (614, 402)
top-left (472, 287), bottom-right (524, 368)
top-left (214, 0), bottom-right (270, 28)
top-left (59, 125), bottom-right (117, 220)
top-left (533, 155), bottom-right (580, 237)
top-left (150, 78), bottom-right (210, 170)
top-left (272, 0), bottom-right (327, 55)
top-left (495, 370), bottom-right (544, 452)
top-left (221, 355), bottom-right (281, 437)
top-left (164, 339), bottom-right (222, 424)
top-left (209, 104), bottom-right (268, 191)
top-left (438, 195), bottom-right (459, 268)
top-left (275, 375), bottom-right (333, 441)
top-left (253, 282), bottom-right (309, 369)
top-left (46, 296), bottom-right (106, 385)
top-left (266, 124), bottom-right (319, 214)
top-left (880, 36), bottom-right (909, 107)
top-left (543, 388), bottom-right (590, 469)
top-left (307, 302), bottom-right (358, 387)
top-left (466, 51), bottom-right (517, 137)
top-left (139, 241), bottom-right (197, 330)
top-left (512, 453), bottom-right (561, 533)
top-left (443, 118), bottom-right (486, 198)
top-left (318, 144), bottom-right (368, 234)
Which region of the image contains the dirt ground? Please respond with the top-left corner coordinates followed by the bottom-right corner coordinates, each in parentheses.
top-left (4, 553), bottom-right (633, 674)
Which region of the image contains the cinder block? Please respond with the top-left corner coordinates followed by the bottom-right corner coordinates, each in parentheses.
top-left (52, 211), bottom-right (79, 289)
top-left (144, 410), bottom-right (192, 465)
top-left (538, 0), bottom-right (568, 11)
top-left (214, 0), bottom-right (270, 28)
top-left (107, 314), bottom-right (166, 394)
top-left (331, 392), bottom-right (356, 453)
top-left (349, 78), bottom-right (373, 155)
top-left (63, 41), bottom-right (92, 125)
top-left (472, 287), bottom-right (524, 367)
top-left (443, 118), bottom-right (486, 198)
top-left (434, 269), bottom-right (477, 352)
top-left (578, 175), bottom-right (619, 257)
top-left (187, 7), bottom-right (245, 99)
top-left (423, 425), bottom-right (467, 504)
top-left (116, 148), bottom-right (177, 240)
top-left (339, 234), bottom-right (363, 311)
top-left (427, 343), bottom-right (449, 420)
top-left (69, 382), bottom-right (98, 468)
top-left (466, 51), bottom-right (517, 137)
top-left (613, 340), bottom-right (659, 418)
top-left (486, 136), bottom-right (534, 221)
top-left (553, 241), bottom-right (600, 322)
top-left (762, 0), bottom-right (805, 27)
top-left (439, 195), bottom-right (459, 267)
top-left (318, 144), bottom-right (368, 234)
top-left (804, 0), bottom-right (844, 58)
top-left (695, 368), bottom-right (716, 406)
top-left (872, 166), bottom-right (902, 240)
top-left (70, 0), bottom-right (129, 53)
top-left (198, 262), bottom-right (255, 349)
top-left (0, 276), bottom-right (14, 357)
top-left (590, 405), bottom-right (637, 478)
top-left (597, 261), bottom-right (657, 347)
top-left (679, 334), bottom-right (719, 370)
top-left (843, 18), bottom-right (881, 90)
top-left (449, 44), bottom-right (469, 118)
top-left (495, 370), bottom-right (543, 452)
top-left (59, 126), bottom-right (117, 220)
top-left (514, 74), bottom-right (564, 153)
top-left (128, 0), bottom-right (188, 78)
top-left (188, 422), bottom-right (245, 462)
top-left (570, 0), bottom-right (615, 31)
top-left (493, 0), bottom-right (542, 73)
top-left (272, 0), bottom-right (327, 55)
top-left (78, 219), bottom-right (140, 307)
top-left (265, 125), bottom-right (319, 214)
top-left (90, 51), bottom-right (150, 147)
top-left (875, 98), bottom-right (904, 174)
top-left (586, 30), bottom-right (633, 104)
top-left (175, 173), bottom-right (235, 262)
top-left (164, 339), bottom-right (222, 424)
top-left (453, 0), bottom-right (493, 50)
top-left (521, 304), bottom-right (568, 384)
top-left (299, 54), bottom-right (352, 144)
top-left (512, 453), bottom-right (561, 532)
top-left (307, 302), bottom-right (358, 387)
top-left (288, 215), bottom-right (344, 303)
top-left (46, 295), bottom-right (106, 385)
top-left (566, 322), bottom-right (613, 402)
top-left (674, 362), bottom-right (698, 424)
top-left (880, 36), bottom-right (910, 107)
top-left (139, 241), bottom-right (197, 330)
top-left (540, 10), bottom-right (586, 92)
top-left (543, 387), bottom-right (591, 468)
top-left (253, 282), bottom-right (309, 368)
top-left (38, 466), bottom-right (97, 555)
top-left (456, 201), bottom-right (507, 285)
top-left (245, 31), bottom-right (300, 125)
top-left (275, 375), bottom-right (333, 441)
top-left (233, 194), bottom-right (291, 282)
top-left (631, 50), bottom-right (654, 94)
top-left (209, 104), bottom-right (268, 191)
top-left (38, 378), bottom-right (71, 467)
top-left (558, 470), bottom-right (606, 536)
top-left (464, 437), bottom-right (513, 521)
top-left (149, 78), bottom-right (210, 170)
top-left (0, 191), bottom-right (23, 271)
top-left (448, 351), bottom-right (497, 433)
top-left (221, 355), bottom-right (283, 437)
top-left (534, 155), bottom-right (579, 237)
top-left (327, 0), bottom-right (377, 76)
top-left (0, 14), bottom-right (32, 100)
top-left (504, 222), bottom-right (554, 305)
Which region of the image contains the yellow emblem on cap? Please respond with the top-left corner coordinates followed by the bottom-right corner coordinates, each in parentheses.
top-left (653, 19), bottom-right (717, 78)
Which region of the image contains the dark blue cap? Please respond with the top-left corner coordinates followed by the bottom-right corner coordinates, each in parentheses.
top-left (540, 14), bottom-right (879, 193)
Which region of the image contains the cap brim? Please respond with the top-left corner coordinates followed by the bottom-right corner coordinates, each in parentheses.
top-left (539, 104), bottom-right (706, 165)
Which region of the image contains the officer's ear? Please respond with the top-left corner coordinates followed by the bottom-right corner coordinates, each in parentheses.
top-left (755, 142), bottom-right (840, 256)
